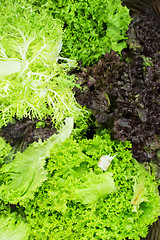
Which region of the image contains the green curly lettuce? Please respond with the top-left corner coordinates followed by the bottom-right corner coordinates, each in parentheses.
top-left (23, 130), bottom-right (159, 240)
top-left (27, 0), bottom-right (131, 65)
top-left (0, 117), bottom-right (73, 204)
top-left (0, 0), bottom-right (84, 129)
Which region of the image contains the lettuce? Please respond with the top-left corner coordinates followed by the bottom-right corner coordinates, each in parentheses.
top-left (0, 198), bottom-right (29, 240)
top-left (0, 214), bottom-right (29, 240)
top-left (22, 130), bottom-right (159, 240)
top-left (0, 137), bottom-right (12, 165)
top-left (27, 0), bottom-right (131, 65)
top-left (0, 117), bottom-right (73, 204)
top-left (0, 2), bottom-right (159, 240)
top-left (0, 0), bottom-right (83, 129)
top-left (0, 128), bottom-right (159, 239)
top-left (74, 172), bottom-right (116, 204)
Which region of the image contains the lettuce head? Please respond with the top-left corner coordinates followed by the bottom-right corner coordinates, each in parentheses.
top-left (0, 0), bottom-right (83, 129)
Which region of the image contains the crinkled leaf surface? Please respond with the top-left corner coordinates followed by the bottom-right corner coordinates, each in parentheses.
top-left (23, 130), bottom-right (159, 240)
top-left (27, 0), bottom-right (131, 65)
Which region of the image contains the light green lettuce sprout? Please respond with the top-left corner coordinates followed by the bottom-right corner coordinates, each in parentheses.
top-left (0, 0), bottom-right (83, 128)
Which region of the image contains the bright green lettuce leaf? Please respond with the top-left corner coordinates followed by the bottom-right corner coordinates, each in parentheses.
top-left (0, 117), bottom-right (73, 204)
top-left (23, 130), bottom-right (159, 240)
top-left (131, 173), bottom-right (146, 211)
top-left (130, 159), bottom-right (160, 213)
top-left (74, 172), bottom-right (116, 204)
top-left (0, 0), bottom-right (84, 128)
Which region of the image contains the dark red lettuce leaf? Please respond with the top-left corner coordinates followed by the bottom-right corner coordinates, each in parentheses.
top-left (0, 117), bottom-right (56, 148)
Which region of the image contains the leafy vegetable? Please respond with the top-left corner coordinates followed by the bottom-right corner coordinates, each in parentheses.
top-left (0, 117), bottom-right (73, 204)
top-left (22, 130), bottom-right (159, 240)
top-left (0, 117), bottom-right (57, 151)
top-left (0, 137), bottom-right (12, 165)
top-left (0, 214), bottom-right (29, 240)
top-left (74, 172), bottom-right (116, 204)
top-left (0, 2), bottom-right (159, 240)
top-left (0, 0), bottom-right (83, 129)
top-left (28, 0), bottom-right (131, 65)
top-left (0, 198), bottom-right (29, 240)
top-left (75, 9), bottom-right (160, 165)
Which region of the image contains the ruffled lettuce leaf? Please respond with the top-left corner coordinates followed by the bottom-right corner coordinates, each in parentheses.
top-left (23, 130), bottom-right (159, 240)
top-left (74, 171), bottom-right (116, 204)
top-left (0, 117), bottom-right (73, 204)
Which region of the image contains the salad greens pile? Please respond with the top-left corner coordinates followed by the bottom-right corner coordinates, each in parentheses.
top-left (0, 129), bottom-right (159, 239)
top-left (74, 8), bottom-right (160, 166)
top-left (0, 1), bottom-right (159, 240)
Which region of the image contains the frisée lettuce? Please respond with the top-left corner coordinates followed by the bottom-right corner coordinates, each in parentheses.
top-left (0, 0), bottom-right (83, 129)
